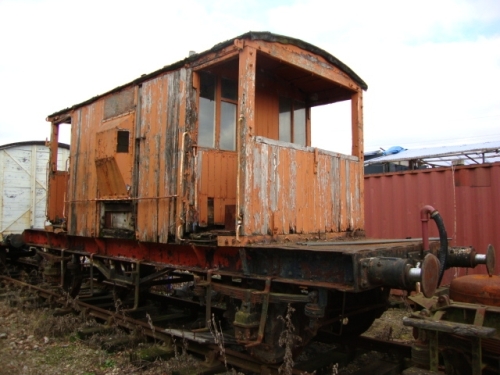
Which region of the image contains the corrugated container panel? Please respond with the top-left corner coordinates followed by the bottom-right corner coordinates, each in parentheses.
top-left (243, 137), bottom-right (362, 236)
top-left (0, 142), bottom-right (69, 240)
top-left (365, 163), bottom-right (500, 284)
top-left (158, 73), bottom-right (176, 242)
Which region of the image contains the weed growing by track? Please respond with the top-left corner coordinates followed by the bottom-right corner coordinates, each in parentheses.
top-left (278, 304), bottom-right (302, 375)
top-left (209, 314), bottom-right (227, 368)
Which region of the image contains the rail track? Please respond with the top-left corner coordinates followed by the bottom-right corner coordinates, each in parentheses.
top-left (0, 262), bottom-right (414, 375)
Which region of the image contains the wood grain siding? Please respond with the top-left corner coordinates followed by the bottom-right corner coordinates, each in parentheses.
top-left (68, 103), bottom-right (102, 237)
top-left (243, 137), bottom-right (362, 236)
top-left (254, 86), bottom-right (279, 139)
top-left (196, 150), bottom-right (237, 226)
top-left (238, 45), bottom-right (257, 234)
top-left (351, 91), bottom-right (365, 229)
top-left (136, 76), bottom-right (165, 242)
top-left (136, 72), bottom-right (187, 242)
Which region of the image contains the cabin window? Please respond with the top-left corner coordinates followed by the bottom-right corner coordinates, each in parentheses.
top-left (198, 72), bottom-right (237, 151)
top-left (279, 97), bottom-right (306, 146)
top-left (116, 130), bottom-right (129, 153)
top-left (199, 73), bottom-right (216, 148)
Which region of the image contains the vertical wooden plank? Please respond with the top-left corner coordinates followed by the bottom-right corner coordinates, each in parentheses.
top-left (67, 110), bottom-right (78, 235)
top-left (279, 147), bottom-right (289, 234)
top-left (198, 151), bottom-right (208, 226)
top-left (352, 91), bottom-right (364, 230)
top-left (91, 102), bottom-right (102, 237)
top-left (239, 44), bottom-right (257, 236)
top-left (137, 81), bottom-right (152, 241)
top-left (215, 152), bottom-right (223, 223)
top-left (318, 154), bottom-right (328, 233)
top-left (47, 122), bottom-right (60, 223)
top-left (139, 79), bottom-right (166, 241)
top-left (175, 68), bottom-right (188, 240)
top-left (339, 158), bottom-right (347, 231)
top-left (227, 153), bottom-right (237, 208)
top-left (138, 75), bottom-right (178, 242)
top-left (68, 102), bottom-right (100, 237)
top-left (167, 72), bottom-right (180, 237)
top-left (81, 104), bottom-right (91, 236)
top-left (295, 149), bottom-right (305, 234)
top-left (263, 143), bottom-right (274, 234)
top-left (157, 76), bottom-right (171, 242)
top-left (333, 155), bottom-right (340, 232)
top-left (151, 83), bottom-right (160, 240)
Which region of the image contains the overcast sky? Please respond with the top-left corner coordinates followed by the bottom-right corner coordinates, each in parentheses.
top-left (1, 0), bottom-right (499, 154)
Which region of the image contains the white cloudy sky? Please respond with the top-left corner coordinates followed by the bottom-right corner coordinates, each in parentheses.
top-left (0, 0), bottom-right (499, 154)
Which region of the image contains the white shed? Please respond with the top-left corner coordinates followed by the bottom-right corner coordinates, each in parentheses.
top-left (0, 141), bottom-right (70, 241)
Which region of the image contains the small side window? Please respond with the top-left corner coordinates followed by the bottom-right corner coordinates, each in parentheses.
top-left (199, 72), bottom-right (216, 148)
top-left (197, 71), bottom-right (237, 151)
top-left (279, 97), bottom-right (292, 142)
top-left (279, 97), bottom-right (306, 146)
top-left (117, 130), bottom-right (129, 153)
top-left (293, 100), bottom-right (306, 147)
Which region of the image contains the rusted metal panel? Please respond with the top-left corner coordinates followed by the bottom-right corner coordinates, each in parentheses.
top-left (23, 228), bottom-right (431, 293)
top-left (364, 163), bottom-right (500, 283)
top-left (243, 137), bottom-right (362, 236)
top-left (450, 275), bottom-right (500, 307)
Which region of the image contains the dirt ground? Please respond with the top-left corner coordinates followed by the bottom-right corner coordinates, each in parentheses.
top-left (363, 305), bottom-right (414, 343)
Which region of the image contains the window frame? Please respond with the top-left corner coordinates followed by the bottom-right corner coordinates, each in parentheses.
top-left (279, 96), bottom-right (308, 147)
top-left (197, 71), bottom-right (238, 151)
